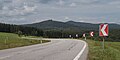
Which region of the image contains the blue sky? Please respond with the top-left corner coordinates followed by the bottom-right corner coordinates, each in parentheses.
top-left (0, 0), bottom-right (120, 24)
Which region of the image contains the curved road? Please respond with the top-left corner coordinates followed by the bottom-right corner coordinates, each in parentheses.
top-left (0, 38), bottom-right (88, 60)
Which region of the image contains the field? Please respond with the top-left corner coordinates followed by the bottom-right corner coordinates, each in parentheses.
top-left (87, 39), bottom-right (120, 60)
top-left (0, 32), bottom-right (50, 50)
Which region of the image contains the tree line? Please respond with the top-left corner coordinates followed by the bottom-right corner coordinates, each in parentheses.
top-left (0, 23), bottom-right (43, 36)
top-left (0, 23), bottom-right (87, 38)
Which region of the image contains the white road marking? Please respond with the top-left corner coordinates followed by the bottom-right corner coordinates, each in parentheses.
top-left (73, 40), bottom-right (87, 60)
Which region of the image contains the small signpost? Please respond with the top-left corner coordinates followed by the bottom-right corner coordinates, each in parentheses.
top-left (83, 33), bottom-right (86, 40)
top-left (90, 31), bottom-right (94, 40)
top-left (99, 24), bottom-right (109, 49)
top-left (76, 34), bottom-right (78, 38)
top-left (90, 31), bottom-right (94, 37)
top-left (41, 40), bottom-right (42, 44)
top-left (69, 35), bottom-right (72, 38)
top-left (5, 37), bottom-right (8, 45)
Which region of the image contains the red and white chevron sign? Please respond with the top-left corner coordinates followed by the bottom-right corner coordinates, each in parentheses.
top-left (90, 32), bottom-right (94, 37)
top-left (83, 33), bottom-right (86, 37)
top-left (99, 24), bottom-right (109, 36)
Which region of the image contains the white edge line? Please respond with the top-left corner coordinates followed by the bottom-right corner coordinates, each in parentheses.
top-left (73, 40), bottom-right (87, 60)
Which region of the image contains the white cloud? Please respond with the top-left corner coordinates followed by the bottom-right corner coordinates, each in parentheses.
top-left (58, 0), bottom-right (65, 5)
top-left (0, 5), bottom-right (37, 16)
top-left (65, 17), bottom-right (70, 20)
top-left (79, 20), bottom-right (85, 22)
top-left (109, 1), bottom-right (120, 5)
top-left (23, 5), bottom-right (37, 12)
top-left (2, 6), bottom-right (9, 10)
top-left (78, 0), bottom-right (99, 4)
top-left (79, 17), bottom-right (99, 20)
top-left (70, 3), bottom-right (77, 7)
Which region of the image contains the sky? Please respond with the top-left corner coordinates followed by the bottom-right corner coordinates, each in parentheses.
top-left (0, 0), bottom-right (120, 24)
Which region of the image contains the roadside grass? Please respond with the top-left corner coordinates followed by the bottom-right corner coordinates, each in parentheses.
top-left (86, 39), bottom-right (120, 60)
top-left (25, 36), bottom-right (42, 38)
top-left (0, 32), bottom-right (50, 50)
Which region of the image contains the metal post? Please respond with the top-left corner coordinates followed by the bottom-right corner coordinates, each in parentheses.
top-left (41, 40), bottom-right (42, 44)
top-left (85, 37), bottom-right (86, 40)
top-left (5, 39), bottom-right (6, 44)
top-left (103, 37), bottom-right (105, 50)
top-left (5, 37), bottom-right (8, 45)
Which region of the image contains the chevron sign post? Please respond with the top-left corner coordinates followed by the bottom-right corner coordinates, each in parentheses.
top-left (83, 33), bottom-right (86, 40)
top-left (99, 24), bottom-right (109, 49)
top-left (90, 32), bottom-right (94, 37)
top-left (99, 24), bottom-right (109, 36)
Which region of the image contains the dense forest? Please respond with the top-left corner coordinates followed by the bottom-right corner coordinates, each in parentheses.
top-left (0, 23), bottom-right (84, 38)
top-left (0, 23), bottom-right (43, 36)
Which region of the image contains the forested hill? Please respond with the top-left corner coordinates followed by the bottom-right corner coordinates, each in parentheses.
top-left (24, 20), bottom-right (80, 30)
top-left (23, 20), bottom-right (120, 41)
top-left (24, 20), bottom-right (120, 30)
top-left (0, 20), bottom-right (120, 41)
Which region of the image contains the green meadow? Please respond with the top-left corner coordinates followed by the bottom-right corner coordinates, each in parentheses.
top-left (87, 39), bottom-right (120, 60)
top-left (0, 32), bottom-right (50, 50)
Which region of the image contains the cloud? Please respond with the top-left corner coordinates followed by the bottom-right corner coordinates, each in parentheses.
top-left (70, 3), bottom-right (77, 7)
top-left (78, 0), bottom-right (99, 3)
top-left (108, 1), bottom-right (120, 5)
top-left (58, 0), bottom-right (65, 5)
top-left (65, 17), bottom-right (70, 20)
top-left (0, 0), bottom-right (37, 17)
top-left (0, 0), bottom-right (120, 24)
top-left (2, 6), bottom-right (9, 10)
top-left (39, 0), bottom-right (54, 4)
top-left (0, 6), bottom-right (36, 17)
top-left (23, 5), bottom-right (37, 12)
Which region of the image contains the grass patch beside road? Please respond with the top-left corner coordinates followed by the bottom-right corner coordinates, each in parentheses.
top-left (0, 32), bottom-right (50, 50)
top-left (87, 39), bottom-right (120, 60)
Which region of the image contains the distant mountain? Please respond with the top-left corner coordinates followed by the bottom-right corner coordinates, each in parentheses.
top-left (66, 21), bottom-right (99, 29)
top-left (24, 20), bottom-right (81, 30)
top-left (66, 21), bottom-right (120, 29)
top-left (23, 20), bottom-right (120, 31)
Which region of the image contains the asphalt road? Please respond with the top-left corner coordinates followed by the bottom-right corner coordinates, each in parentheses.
top-left (0, 38), bottom-right (88, 60)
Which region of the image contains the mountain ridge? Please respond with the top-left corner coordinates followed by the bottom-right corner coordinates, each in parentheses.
top-left (23, 20), bottom-right (120, 30)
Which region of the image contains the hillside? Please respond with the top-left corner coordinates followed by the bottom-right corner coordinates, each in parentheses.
top-left (24, 20), bottom-right (81, 30)
top-left (24, 20), bottom-right (120, 30)
top-left (23, 20), bottom-right (120, 41)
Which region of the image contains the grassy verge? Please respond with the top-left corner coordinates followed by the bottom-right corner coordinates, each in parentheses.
top-left (0, 32), bottom-right (50, 50)
top-left (86, 39), bottom-right (120, 60)
top-left (25, 36), bottom-right (42, 38)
